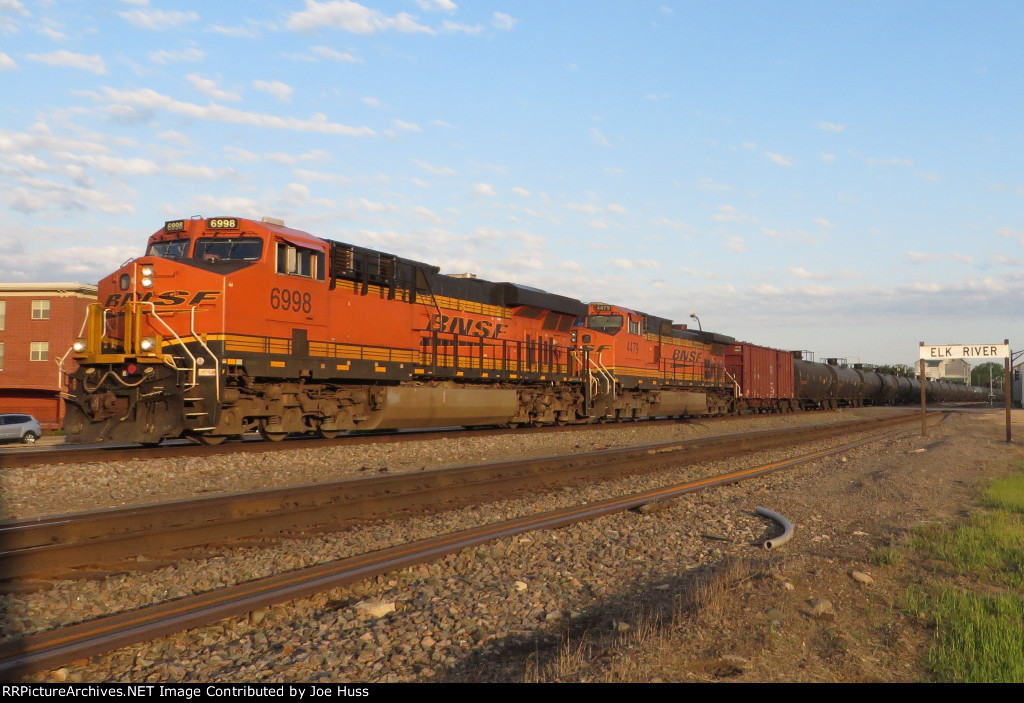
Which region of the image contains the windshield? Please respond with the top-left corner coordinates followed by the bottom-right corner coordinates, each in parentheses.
top-left (587, 314), bottom-right (623, 334)
top-left (147, 239), bottom-right (190, 260)
top-left (194, 237), bottom-right (263, 262)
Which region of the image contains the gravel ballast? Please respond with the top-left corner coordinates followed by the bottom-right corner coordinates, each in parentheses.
top-left (5, 407), bottom-right (1016, 683)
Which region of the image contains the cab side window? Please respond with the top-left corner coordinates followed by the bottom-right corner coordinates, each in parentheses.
top-left (277, 242), bottom-right (325, 281)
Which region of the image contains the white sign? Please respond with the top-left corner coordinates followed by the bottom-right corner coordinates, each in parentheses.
top-left (919, 344), bottom-right (1009, 360)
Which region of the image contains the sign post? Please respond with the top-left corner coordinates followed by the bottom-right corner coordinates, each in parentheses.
top-left (919, 341), bottom-right (1012, 443)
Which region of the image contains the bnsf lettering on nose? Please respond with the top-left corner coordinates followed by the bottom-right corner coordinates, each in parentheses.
top-left (427, 314), bottom-right (508, 338)
top-left (104, 291), bottom-right (222, 306)
top-left (672, 349), bottom-right (701, 362)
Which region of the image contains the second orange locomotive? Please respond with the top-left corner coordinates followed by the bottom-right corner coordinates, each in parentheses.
top-left (65, 216), bottom-right (738, 445)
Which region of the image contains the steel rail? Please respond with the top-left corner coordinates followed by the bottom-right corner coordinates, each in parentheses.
top-left (0, 407), bottom-right (887, 470)
top-left (0, 413), bottom-right (924, 579)
top-left (0, 416), bottom-right (699, 470)
top-left (0, 424), bottom-right (912, 679)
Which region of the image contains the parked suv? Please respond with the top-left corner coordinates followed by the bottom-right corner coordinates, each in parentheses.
top-left (0, 414), bottom-right (42, 444)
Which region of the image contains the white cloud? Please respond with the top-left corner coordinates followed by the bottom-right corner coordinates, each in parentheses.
top-left (311, 45), bottom-right (360, 62)
top-left (148, 47), bottom-right (205, 64)
top-left (119, 9), bottom-right (199, 30)
top-left (253, 80), bottom-right (293, 103)
top-left (411, 205), bottom-right (443, 223)
top-left (473, 183), bottom-right (495, 196)
top-left (609, 258), bottom-right (658, 270)
top-left (358, 197), bottom-right (398, 213)
top-left (915, 172), bottom-right (939, 182)
top-left (865, 157), bottom-right (912, 166)
top-left (208, 24), bottom-right (263, 39)
top-left (566, 201), bottom-right (625, 215)
top-left (492, 12), bottom-right (518, 30)
top-left (697, 177), bottom-right (730, 191)
top-left (223, 146), bottom-right (260, 163)
top-left (905, 251), bottom-right (939, 264)
top-left (649, 216), bottom-right (694, 233)
top-left (512, 187), bottom-right (530, 197)
top-left (816, 122), bottom-right (845, 132)
top-left (0, 52), bottom-right (15, 70)
top-left (192, 195), bottom-right (262, 215)
top-left (164, 164), bottom-right (240, 180)
top-left (415, 0), bottom-right (457, 10)
top-left (821, 153), bottom-right (836, 163)
top-left (39, 26), bottom-right (66, 42)
top-left (996, 227), bottom-right (1024, 246)
top-left (790, 266), bottom-right (826, 280)
top-left (814, 218), bottom-right (835, 229)
top-left (724, 235), bottom-right (746, 253)
top-left (286, 1), bottom-right (435, 35)
top-left (441, 20), bottom-right (482, 34)
top-left (6, 176), bottom-right (136, 215)
top-left (98, 87), bottom-right (373, 136)
top-left (712, 205), bottom-right (757, 223)
top-left (393, 119), bottom-right (421, 132)
top-left (53, 152), bottom-right (160, 177)
top-left (27, 50), bottom-right (105, 74)
top-left (765, 151), bottom-right (792, 167)
top-left (412, 159), bottom-right (455, 175)
top-left (187, 74), bottom-right (242, 102)
top-left (157, 131), bottom-right (191, 146)
top-left (591, 127), bottom-right (612, 148)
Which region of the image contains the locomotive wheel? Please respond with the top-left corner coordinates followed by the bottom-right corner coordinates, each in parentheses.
top-left (258, 420), bottom-right (288, 442)
top-left (259, 428), bottom-right (287, 442)
top-left (317, 428), bottom-right (342, 439)
top-left (194, 434), bottom-right (228, 446)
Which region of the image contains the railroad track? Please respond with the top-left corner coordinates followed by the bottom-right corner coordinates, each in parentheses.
top-left (0, 411), bottom-right (936, 679)
top-left (0, 416), bottom-right (713, 470)
top-left (0, 406), bottom-right (912, 470)
top-left (0, 412), bottom-right (926, 582)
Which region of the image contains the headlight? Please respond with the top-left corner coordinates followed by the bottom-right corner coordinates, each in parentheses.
top-left (72, 340), bottom-right (86, 353)
top-left (141, 277), bottom-right (154, 288)
top-left (140, 337), bottom-right (157, 352)
top-left (141, 265), bottom-right (154, 277)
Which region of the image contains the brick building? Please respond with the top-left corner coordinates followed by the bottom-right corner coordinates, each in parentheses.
top-left (0, 283), bottom-right (98, 428)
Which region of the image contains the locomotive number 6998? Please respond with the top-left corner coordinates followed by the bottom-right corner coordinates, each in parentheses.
top-left (270, 287), bottom-right (312, 314)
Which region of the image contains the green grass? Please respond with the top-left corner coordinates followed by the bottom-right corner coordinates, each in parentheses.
top-left (870, 545), bottom-right (903, 567)
top-left (904, 466), bottom-right (1024, 683)
top-left (983, 471), bottom-right (1024, 514)
top-left (906, 586), bottom-right (1024, 683)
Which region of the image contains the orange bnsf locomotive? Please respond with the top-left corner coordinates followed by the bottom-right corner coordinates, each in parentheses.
top-left (63, 216), bottom-right (739, 445)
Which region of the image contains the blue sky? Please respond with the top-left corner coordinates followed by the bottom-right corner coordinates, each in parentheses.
top-left (1, 1), bottom-right (1022, 366)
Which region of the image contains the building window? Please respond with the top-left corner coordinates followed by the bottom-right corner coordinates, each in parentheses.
top-left (30, 342), bottom-right (49, 361)
top-left (0, 300), bottom-right (5, 330)
top-left (31, 300), bottom-right (50, 320)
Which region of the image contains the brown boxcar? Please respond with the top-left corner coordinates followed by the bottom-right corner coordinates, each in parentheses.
top-left (725, 342), bottom-right (796, 412)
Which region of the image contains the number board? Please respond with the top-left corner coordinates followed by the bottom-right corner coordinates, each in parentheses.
top-left (207, 218), bottom-right (239, 230)
top-left (165, 220), bottom-right (185, 233)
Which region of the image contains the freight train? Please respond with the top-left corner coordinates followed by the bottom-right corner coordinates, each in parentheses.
top-left (62, 216), bottom-right (990, 445)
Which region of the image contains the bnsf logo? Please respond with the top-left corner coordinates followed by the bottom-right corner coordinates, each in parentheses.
top-left (672, 349), bottom-right (702, 362)
top-left (104, 291), bottom-right (222, 307)
top-left (426, 314), bottom-right (508, 339)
